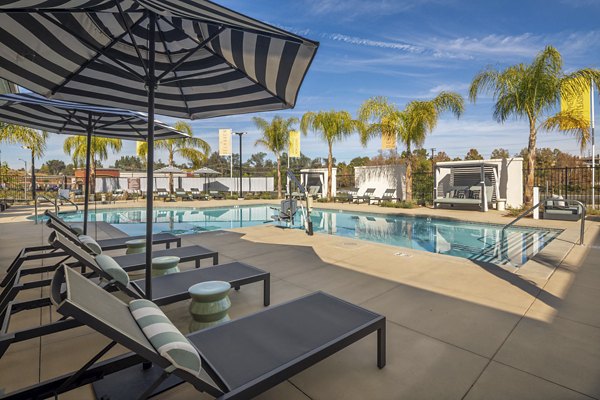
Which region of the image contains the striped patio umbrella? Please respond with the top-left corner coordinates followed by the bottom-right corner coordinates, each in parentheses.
top-left (0, 92), bottom-right (185, 233)
top-left (193, 166), bottom-right (220, 194)
top-left (0, 1), bottom-right (319, 300)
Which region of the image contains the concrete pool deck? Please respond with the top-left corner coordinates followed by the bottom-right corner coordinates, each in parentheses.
top-left (0, 201), bottom-right (599, 399)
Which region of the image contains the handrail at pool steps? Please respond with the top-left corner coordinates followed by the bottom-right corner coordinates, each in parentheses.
top-left (501, 198), bottom-right (585, 245)
top-left (35, 194), bottom-right (79, 224)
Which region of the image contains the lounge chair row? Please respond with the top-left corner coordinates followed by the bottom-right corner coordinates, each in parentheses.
top-left (152, 188), bottom-right (226, 201)
top-left (335, 187), bottom-right (402, 204)
top-left (0, 211), bottom-right (386, 399)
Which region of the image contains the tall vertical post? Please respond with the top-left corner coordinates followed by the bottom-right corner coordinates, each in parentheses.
top-left (31, 149), bottom-right (37, 224)
top-left (591, 81), bottom-right (595, 208)
top-left (145, 12), bottom-right (157, 300)
top-left (83, 114), bottom-right (92, 235)
top-left (235, 132), bottom-right (246, 199)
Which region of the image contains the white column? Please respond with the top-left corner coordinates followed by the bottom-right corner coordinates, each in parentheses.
top-left (533, 187), bottom-right (539, 219)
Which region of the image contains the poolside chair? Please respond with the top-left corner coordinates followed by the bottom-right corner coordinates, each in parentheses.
top-left (210, 190), bottom-right (224, 200)
top-left (355, 188), bottom-right (376, 204)
top-left (155, 188), bottom-right (169, 201)
top-left (112, 189), bottom-right (126, 202)
top-left (0, 232), bottom-right (270, 359)
top-left (307, 185), bottom-right (321, 199)
top-left (175, 188), bottom-right (192, 201)
top-left (190, 187), bottom-right (207, 200)
top-left (334, 188), bottom-right (358, 203)
top-left (13, 265), bottom-right (384, 400)
top-left (374, 188), bottom-right (400, 205)
top-left (0, 211), bottom-right (181, 290)
top-left (542, 196), bottom-right (583, 221)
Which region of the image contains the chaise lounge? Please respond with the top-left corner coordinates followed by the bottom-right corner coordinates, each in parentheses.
top-left (11, 266), bottom-right (385, 400)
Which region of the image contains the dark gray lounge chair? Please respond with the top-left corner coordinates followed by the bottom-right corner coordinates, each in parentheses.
top-left (334, 188), bottom-right (358, 203)
top-left (374, 188), bottom-right (400, 204)
top-left (12, 266), bottom-right (384, 400)
top-left (355, 188), bottom-right (376, 204)
top-left (0, 232), bottom-right (269, 358)
top-left (190, 188), bottom-right (207, 200)
top-left (175, 188), bottom-right (192, 201)
top-left (542, 196), bottom-right (583, 221)
top-left (0, 211), bottom-right (181, 290)
top-left (210, 190), bottom-right (225, 200)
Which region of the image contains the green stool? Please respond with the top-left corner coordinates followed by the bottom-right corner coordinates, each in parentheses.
top-left (151, 256), bottom-right (180, 277)
top-left (125, 239), bottom-right (146, 254)
top-left (188, 281), bottom-right (231, 332)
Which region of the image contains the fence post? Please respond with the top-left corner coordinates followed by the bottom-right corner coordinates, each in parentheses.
top-left (564, 167), bottom-right (568, 199)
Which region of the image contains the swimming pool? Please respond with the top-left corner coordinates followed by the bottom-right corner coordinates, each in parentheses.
top-left (48, 205), bottom-right (561, 267)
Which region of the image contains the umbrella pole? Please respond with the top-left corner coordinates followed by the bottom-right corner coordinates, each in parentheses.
top-left (145, 12), bottom-right (157, 300)
top-left (83, 114), bottom-right (92, 235)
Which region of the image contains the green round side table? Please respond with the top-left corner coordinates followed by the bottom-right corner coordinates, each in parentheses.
top-left (125, 239), bottom-right (146, 254)
top-left (188, 281), bottom-right (231, 332)
top-left (151, 256), bottom-right (180, 277)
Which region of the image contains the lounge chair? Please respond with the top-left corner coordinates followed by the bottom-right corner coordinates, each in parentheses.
top-left (355, 188), bottom-right (376, 204)
top-left (334, 188), bottom-right (358, 203)
top-left (190, 188), bottom-right (207, 200)
top-left (175, 188), bottom-right (192, 201)
top-left (210, 190), bottom-right (224, 200)
top-left (155, 188), bottom-right (170, 201)
top-left (374, 188), bottom-right (400, 204)
top-left (542, 196), bottom-right (583, 221)
top-left (0, 210), bottom-right (181, 290)
top-left (13, 266), bottom-right (384, 400)
top-left (0, 232), bottom-right (270, 358)
top-left (112, 189), bottom-right (126, 202)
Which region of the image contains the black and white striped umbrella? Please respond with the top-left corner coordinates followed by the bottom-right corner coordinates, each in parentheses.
top-left (0, 92), bottom-right (185, 141)
top-left (0, 0), bottom-right (319, 119)
top-left (0, 0), bottom-right (318, 301)
top-left (0, 92), bottom-right (186, 234)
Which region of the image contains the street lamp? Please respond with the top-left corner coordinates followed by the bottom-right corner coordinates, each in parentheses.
top-left (18, 158), bottom-right (27, 202)
top-left (234, 132), bottom-right (246, 199)
top-left (23, 145), bottom-right (37, 211)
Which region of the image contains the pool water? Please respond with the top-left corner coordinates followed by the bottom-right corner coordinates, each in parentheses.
top-left (50, 205), bottom-right (561, 267)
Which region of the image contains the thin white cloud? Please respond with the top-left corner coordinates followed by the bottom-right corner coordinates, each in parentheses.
top-left (302, 0), bottom-right (452, 19)
top-left (326, 33), bottom-right (424, 53)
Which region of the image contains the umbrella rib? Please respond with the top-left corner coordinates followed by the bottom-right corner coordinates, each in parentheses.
top-left (39, 12), bottom-right (147, 95)
top-left (155, 20), bottom-right (192, 118)
top-left (114, 0), bottom-right (149, 79)
top-left (155, 22), bottom-right (225, 82)
top-left (124, 119), bottom-right (146, 140)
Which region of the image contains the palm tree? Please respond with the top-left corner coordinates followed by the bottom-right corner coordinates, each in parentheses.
top-left (300, 111), bottom-right (362, 201)
top-left (0, 124), bottom-right (48, 158)
top-left (137, 121), bottom-right (210, 193)
top-left (359, 92), bottom-right (464, 201)
top-left (253, 115), bottom-right (298, 199)
top-left (63, 136), bottom-right (122, 193)
top-left (469, 45), bottom-right (600, 204)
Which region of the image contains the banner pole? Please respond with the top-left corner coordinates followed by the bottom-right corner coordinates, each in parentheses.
top-left (591, 80), bottom-right (596, 208)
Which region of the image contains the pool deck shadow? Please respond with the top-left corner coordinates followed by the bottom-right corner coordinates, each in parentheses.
top-left (0, 203), bottom-right (599, 399)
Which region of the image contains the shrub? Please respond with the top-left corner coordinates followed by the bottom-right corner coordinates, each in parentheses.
top-left (504, 204), bottom-right (528, 217)
top-left (380, 200), bottom-right (417, 209)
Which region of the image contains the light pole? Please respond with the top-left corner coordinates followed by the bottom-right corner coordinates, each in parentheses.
top-left (234, 132), bottom-right (246, 199)
top-left (23, 146), bottom-right (37, 223)
top-left (18, 158), bottom-right (27, 202)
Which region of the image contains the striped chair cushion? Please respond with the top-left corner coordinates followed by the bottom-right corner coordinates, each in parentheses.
top-left (78, 235), bottom-right (102, 255)
top-left (129, 299), bottom-right (202, 376)
top-left (95, 254), bottom-right (129, 286)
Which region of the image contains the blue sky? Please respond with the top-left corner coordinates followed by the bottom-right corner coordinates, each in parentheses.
top-left (3, 0), bottom-right (600, 168)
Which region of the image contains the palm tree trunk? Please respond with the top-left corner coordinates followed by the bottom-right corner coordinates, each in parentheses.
top-left (405, 147), bottom-right (412, 202)
top-left (168, 150), bottom-right (174, 194)
top-left (327, 141), bottom-right (333, 201)
top-left (276, 156), bottom-right (282, 199)
top-left (524, 125), bottom-right (537, 205)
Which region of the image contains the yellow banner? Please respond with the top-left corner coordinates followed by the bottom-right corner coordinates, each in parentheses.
top-left (136, 141), bottom-right (144, 154)
top-left (218, 128), bottom-right (232, 156)
top-left (381, 133), bottom-right (396, 150)
top-left (560, 81), bottom-right (591, 130)
top-left (289, 130), bottom-right (300, 158)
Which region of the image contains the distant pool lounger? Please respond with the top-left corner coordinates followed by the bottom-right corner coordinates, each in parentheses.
top-left (0, 232), bottom-right (269, 359)
top-left (5, 266), bottom-right (384, 400)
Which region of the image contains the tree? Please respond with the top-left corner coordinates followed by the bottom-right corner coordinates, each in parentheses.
top-left (359, 92), bottom-right (464, 201)
top-left (465, 148), bottom-right (484, 160)
top-left (113, 155), bottom-right (144, 171)
top-left (0, 124), bottom-right (48, 160)
top-left (41, 159), bottom-right (66, 175)
top-left (63, 136), bottom-right (122, 193)
top-left (469, 45), bottom-right (600, 204)
top-left (252, 116), bottom-right (298, 198)
top-left (137, 121), bottom-right (210, 193)
top-left (433, 151), bottom-right (451, 163)
top-left (490, 148), bottom-right (510, 159)
top-left (300, 111), bottom-right (362, 200)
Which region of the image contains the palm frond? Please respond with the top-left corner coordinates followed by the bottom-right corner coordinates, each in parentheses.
top-left (542, 112), bottom-right (590, 150)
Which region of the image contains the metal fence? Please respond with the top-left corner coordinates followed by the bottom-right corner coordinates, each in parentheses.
top-left (0, 173), bottom-right (28, 202)
top-left (526, 166), bottom-right (600, 208)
